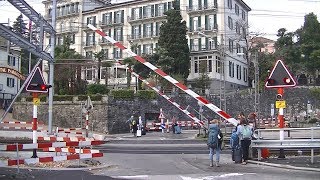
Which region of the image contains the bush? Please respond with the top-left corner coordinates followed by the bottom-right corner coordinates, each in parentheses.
top-left (53, 95), bottom-right (74, 101)
top-left (136, 90), bottom-right (157, 99)
top-left (310, 88), bottom-right (320, 100)
top-left (87, 84), bottom-right (108, 95)
top-left (309, 118), bottom-right (318, 124)
top-left (110, 89), bottom-right (134, 99)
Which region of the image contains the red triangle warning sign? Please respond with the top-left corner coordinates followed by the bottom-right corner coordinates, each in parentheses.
top-left (265, 60), bottom-right (297, 88)
top-left (25, 67), bottom-right (49, 93)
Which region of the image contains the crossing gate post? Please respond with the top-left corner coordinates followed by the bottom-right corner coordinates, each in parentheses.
top-left (31, 92), bottom-right (38, 158)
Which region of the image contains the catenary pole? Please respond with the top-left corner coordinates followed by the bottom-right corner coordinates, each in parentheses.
top-left (48, 0), bottom-right (56, 134)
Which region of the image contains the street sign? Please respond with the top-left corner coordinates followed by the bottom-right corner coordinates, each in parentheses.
top-left (26, 67), bottom-right (49, 93)
top-left (33, 98), bottom-right (40, 106)
top-left (276, 100), bottom-right (286, 109)
top-left (265, 60), bottom-right (297, 88)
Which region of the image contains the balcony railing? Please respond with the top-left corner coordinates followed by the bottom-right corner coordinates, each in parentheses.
top-left (186, 4), bottom-right (217, 13)
top-left (83, 41), bottom-right (95, 48)
top-left (99, 20), bottom-right (113, 27)
top-left (127, 32), bottom-right (159, 41)
top-left (58, 26), bottom-right (79, 34)
top-left (190, 45), bottom-right (217, 52)
top-left (127, 13), bottom-right (165, 23)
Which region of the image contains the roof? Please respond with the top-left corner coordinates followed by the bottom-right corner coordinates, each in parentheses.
top-left (237, 0), bottom-right (251, 11)
top-left (251, 37), bottom-right (275, 44)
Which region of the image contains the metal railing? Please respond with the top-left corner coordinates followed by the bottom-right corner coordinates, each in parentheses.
top-left (251, 127), bottom-right (320, 163)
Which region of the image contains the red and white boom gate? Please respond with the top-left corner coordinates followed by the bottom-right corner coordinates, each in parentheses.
top-left (116, 61), bottom-right (205, 128)
top-left (88, 24), bottom-right (238, 126)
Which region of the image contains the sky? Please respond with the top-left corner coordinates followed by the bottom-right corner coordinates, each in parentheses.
top-left (0, 0), bottom-right (319, 41)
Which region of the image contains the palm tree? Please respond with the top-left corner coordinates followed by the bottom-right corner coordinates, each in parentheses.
top-left (93, 50), bottom-right (106, 84)
top-left (102, 61), bottom-right (112, 88)
top-left (123, 57), bottom-right (135, 88)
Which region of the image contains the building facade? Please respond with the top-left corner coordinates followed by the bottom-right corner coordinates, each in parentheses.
top-left (0, 37), bottom-right (22, 109)
top-left (43, 0), bottom-right (251, 92)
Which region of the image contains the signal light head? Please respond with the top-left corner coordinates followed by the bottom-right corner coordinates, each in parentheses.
top-left (267, 79), bottom-right (275, 85)
top-left (276, 94), bottom-right (283, 100)
top-left (283, 77), bottom-right (291, 84)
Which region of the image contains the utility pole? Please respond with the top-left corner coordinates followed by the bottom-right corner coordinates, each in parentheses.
top-left (48, 0), bottom-right (56, 134)
top-left (254, 52), bottom-right (259, 128)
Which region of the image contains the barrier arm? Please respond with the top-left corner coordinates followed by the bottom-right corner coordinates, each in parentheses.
top-left (117, 60), bottom-right (206, 128)
top-left (88, 24), bottom-right (238, 126)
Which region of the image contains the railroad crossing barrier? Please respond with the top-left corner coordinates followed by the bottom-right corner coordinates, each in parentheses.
top-left (0, 140), bottom-right (105, 166)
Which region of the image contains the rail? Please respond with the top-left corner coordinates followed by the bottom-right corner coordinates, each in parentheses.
top-left (251, 127), bottom-right (320, 163)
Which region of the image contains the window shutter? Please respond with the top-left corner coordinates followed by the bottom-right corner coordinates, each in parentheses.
top-left (93, 16), bottom-right (96, 25)
top-left (143, 44), bottom-right (146, 54)
top-left (198, 0), bottom-right (201, 9)
top-left (204, 0), bottom-right (208, 7)
top-left (151, 23), bottom-right (154, 36)
top-left (139, 7), bottom-right (142, 18)
top-left (163, 3), bottom-right (167, 12)
top-left (110, 12), bottom-right (113, 23)
top-left (190, 39), bottom-right (193, 50)
top-left (120, 27), bottom-right (123, 41)
top-left (198, 16), bottom-right (201, 29)
top-left (151, 5), bottom-right (155, 17)
top-left (143, 6), bottom-right (146, 18)
top-left (131, 9), bottom-right (134, 20)
top-left (139, 25), bottom-right (141, 37)
top-left (198, 38), bottom-right (201, 50)
top-left (121, 10), bottom-right (124, 23)
top-left (143, 24), bottom-right (146, 37)
top-left (113, 48), bottom-right (116, 58)
top-left (189, 0), bottom-right (193, 9)
top-left (114, 29), bottom-right (116, 40)
top-left (189, 17), bottom-right (193, 31)
top-left (114, 12), bottom-right (116, 23)
top-left (206, 37), bottom-right (209, 49)
top-left (102, 13), bottom-right (105, 23)
top-left (131, 26), bottom-right (134, 39)
top-left (205, 15), bottom-right (208, 30)
top-left (155, 4), bottom-right (158, 16)
top-left (155, 22), bottom-right (159, 36)
top-left (120, 49), bottom-right (123, 58)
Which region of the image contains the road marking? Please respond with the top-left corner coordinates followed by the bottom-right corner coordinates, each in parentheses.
top-left (112, 175), bottom-right (148, 179)
top-left (180, 173), bottom-right (257, 180)
top-left (160, 137), bottom-right (166, 140)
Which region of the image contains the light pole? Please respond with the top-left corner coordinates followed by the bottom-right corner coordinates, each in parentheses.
top-left (253, 52), bottom-right (260, 128)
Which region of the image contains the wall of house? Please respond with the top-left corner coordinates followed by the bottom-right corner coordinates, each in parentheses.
top-left (12, 87), bottom-right (320, 134)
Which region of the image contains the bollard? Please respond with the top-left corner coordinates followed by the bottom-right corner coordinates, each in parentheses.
top-left (16, 143), bottom-right (20, 174)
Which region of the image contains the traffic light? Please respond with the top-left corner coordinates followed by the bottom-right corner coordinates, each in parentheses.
top-left (29, 83), bottom-right (52, 92)
top-left (276, 94), bottom-right (283, 100)
top-left (265, 60), bottom-right (297, 88)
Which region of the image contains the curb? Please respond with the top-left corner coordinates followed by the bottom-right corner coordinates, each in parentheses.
top-left (0, 163), bottom-right (113, 171)
top-left (248, 160), bottom-right (320, 172)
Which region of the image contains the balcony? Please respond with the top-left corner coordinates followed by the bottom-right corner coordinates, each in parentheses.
top-left (188, 25), bottom-right (218, 35)
top-left (186, 4), bottom-right (217, 14)
top-left (127, 13), bottom-right (166, 23)
top-left (57, 26), bottom-right (79, 34)
top-left (190, 45), bottom-right (217, 54)
top-left (82, 41), bottom-right (96, 48)
top-left (127, 32), bottom-right (159, 41)
top-left (98, 38), bottom-right (112, 46)
top-left (83, 23), bottom-right (96, 31)
top-left (99, 20), bottom-right (113, 28)
top-left (45, 10), bottom-right (79, 20)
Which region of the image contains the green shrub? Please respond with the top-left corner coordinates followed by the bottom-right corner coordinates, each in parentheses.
top-left (110, 89), bottom-right (134, 99)
top-left (309, 118), bottom-right (318, 124)
top-left (310, 88), bottom-right (320, 100)
top-left (87, 84), bottom-right (108, 95)
top-left (53, 95), bottom-right (73, 101)
top-left (136, 90), bottom-right (157, 99)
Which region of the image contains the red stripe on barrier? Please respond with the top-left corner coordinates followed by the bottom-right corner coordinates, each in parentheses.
top-left (217, 111), bottom-right (232, 119)
top-left (175, 83), bottom-right (188, 91)
top-left (38, 143), bottom-right (52, 148)
top-left (91, 141), bottom-right (104, 145)
top-left (6, 144), bottom-right (23, 151)
top-left (67, 154), bottom-right (79, 160)
top-left (95, 30), bottom-right (107, 37)
top-left (196, 96), bottom-right (209, 104)
top-left (8, 159), bottom-right (24, 166)
top-left (92, 153), bottom-right (103, 157)
top-left (40, 157), bottom-right (53, 163)
top-left (134, 56), bottom-right (146, 63)
top-left (66, 142), bottom-right (79, 147)
top-left (114, 42), bottom-right (126, 50)
top-left (154, 69), bottom-right (167, 77)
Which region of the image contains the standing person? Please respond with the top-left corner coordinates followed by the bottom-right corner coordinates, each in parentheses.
top-left (207, 119), bottom-right (222, 167)
top-left (236, 118), bottom-right (253, 165)
top-left (230, 127), bottom-right (239, 162)
top-left (132, 119), bottom-right (138, 137)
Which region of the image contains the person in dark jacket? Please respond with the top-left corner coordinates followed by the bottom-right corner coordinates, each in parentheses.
top-left (132, 120), bottom-right (138, 137)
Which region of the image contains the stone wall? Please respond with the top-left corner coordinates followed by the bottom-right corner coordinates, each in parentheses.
top-left (12, 87), bottom-right (320, 134)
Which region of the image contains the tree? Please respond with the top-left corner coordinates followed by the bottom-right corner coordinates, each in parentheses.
top-left (55, 37), bottom-right (86, 94)
top-left (157, 0), bottom-right (190, 79)
top-left (123, 57), bottom-right (135, 88)
top-left (93, 50), bottom-right (106, 84)
top-left (12, 14), bottom-right (27, 38)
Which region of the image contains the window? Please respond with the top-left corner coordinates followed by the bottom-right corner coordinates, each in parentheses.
top-left (86, 51), bottom-right (93, 58)
top-left (144, 23), bottom-right (152, 37)
top-left (206, 14), bottom-right (217, 30)
top-left (194, 61), bottom-right (198, 73)
top-left (101, 49), bottom-right (109, 59)
top-left (242, 26), bottom-right (246, 37)
top-left (133, 8), bottom-right (140, 20)
top-left (193, 17), bottom-right (198, 31)
top-left (115, 11), bottom-right (122, 23)
top-left (193, 39), bottom-right (199, 51)
top-left (86, 16), bottom-right (96, 26)
top-left (243, 67), bottom-right (248, 82)
top-left (144, 5), bottom-right (152, 18)
top-left (227, 0), bottom-right (232, 9)
top-left (157, 4), bottom-right (164, 16)
top-left (7, 55), bottom-right (16, 66)
top-left (228, 39), bottom-right (234, 52)
top-left (114, 48), bottom-right (122, 59)
top-left (216, 60), bottom-right (223, 73)
top-left (133, 25), bottom-right (141, 39)
top-left (102, 13), bottom-right (112, 25)
top-left (242, 10), bottom-right (246, 20)
top-left (236, 65), bottom-right (241, 80)
top-left (115, 27), bottom-right (122, 41)
top-left (235, 4), bottom-right (239, 15)
top-left (228, 16), bottom-right (233, 30)
top-left (208, 60), bottom-right (212, 72)
top-left (86, 68), bottom-right (93, 80)
top-left (143, 44), bottom-right (153, 54)
top-left (229, 61), bottom-right (234, 77)
top-left (86, 32), bottom-right (95, 46)
top-left (7, 78), bottom-right (14, 88)
top-left (236, 22), bottom-right (240, 34)
top-left (236, 43), bottom-right (241, 53)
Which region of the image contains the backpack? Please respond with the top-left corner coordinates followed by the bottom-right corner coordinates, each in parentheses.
top-left (242, 125), bottom-right (251, 139)
top-left (207, 128), bottom-right (219, 149)
top-left (230, 132), bottom-right (239, 148)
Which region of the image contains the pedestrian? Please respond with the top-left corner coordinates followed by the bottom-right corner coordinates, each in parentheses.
top-left (236, 118), bottom-right (253, 165)
top-left (207, 119), bottom-right (222, 167)
top-left (230, 127), bottom-right (239, 162)
top-left (132, 119), bottom-right (138, 137)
